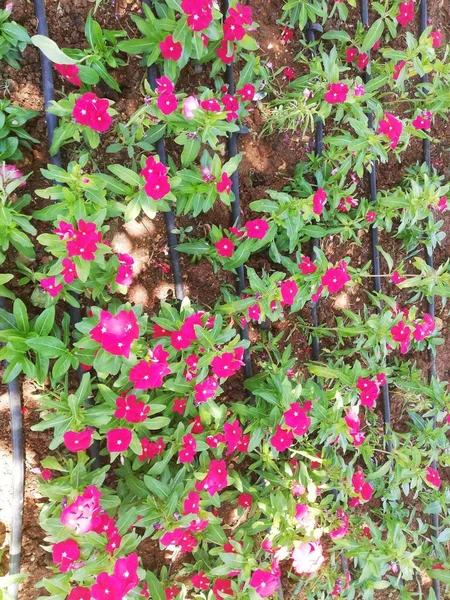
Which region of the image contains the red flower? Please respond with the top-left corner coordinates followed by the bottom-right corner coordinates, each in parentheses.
top-left (425, 466), bottom-right (441, 488)
top-left (283, 67), bottom-right (295, 80)
top-left (280, 26), bottom-right (293, 45)
top-left (324, 82), bottom-right (348, 104)
top-left (346, 47), bottom-right (358, 62)
top-left (245, 218), bottom-right (269, 239)
top-left (41, 276), bottom-right (63, 298)
top-left (216, 172), bottom-right (232, 194)
top-left (391, 320), bottom-right (411, 353)
top-left (129, 351), bottom-right (171, 390)
top-left (201, 98), bottom-right (222, 112)
top-left (431, 31), bottom-right (442, 48)
top-left (217, 40), bottom-right (235, 64)
top-left (173, 397), bottom-right (187, 414)
top-left (396, 1), bottom-right (414, 26)
top-left (212, 578), bottom-right (233, 600)
top-left (159, 35), bottom-right (182, 60)
top-left (72, 92), bottom-right (112, 132)
top-left (211, 351), bottom-right (243, 379)
top-left (413, 313), bottom-right (435, 341)
top-left (378, 112), bottom-right (403, 149)
top-left (223, 15), bottom-right (246, 41)
top-left (114, 394), bottom-right (149, 423)
top-left (195, 459), bottom-right (228, 496)
top-left (157, 93), bottom-right (178, 115)
top-left (106, 428), bottom-right (132, 453)
top-left (270, 425), bottom-right (294, 452)
top-left (223, 420), bottom-right (244, 454)
top-left (215, 238), bottom-right (235, 257)
top-left (52, 539), bottom-right (80, 572)
top-left (66, 219), bottom-right (102, 260)
top-left (63, 429), bottom-right (93, 452)
top-left (237, 493), bottom-right (252, 508)
top-left (55, 63), bottom-right (81, 86)
top-left (192, 572), bottom-right (210, 590)
top-left (351, 468), bottom-right (373, 502)
top-left (357, 52), bottom-right (369, 70)
top-left (194, 376), bottom-right (219, 404)
top-left (313, 188), bottom-right (327, 215)
top-left (280, 279), bottom-right (298, 306)
top-left (356, 378), bottom-right (380, 409)
top-left (298, 256), bottom-right (316, 274)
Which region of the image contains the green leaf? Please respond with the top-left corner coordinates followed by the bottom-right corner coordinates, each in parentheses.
top-left (26, 336), bottom-right (66, 358)
top-left (13, 298), bottom-right (29, 333)
top-left (31, 35), bottom-right (78, 64)
top-left (361, 18), bottom-right (384, 52)
top-left (108, 164), bottom-right (142, 187)
top-left (145, 571), bottom-right (166, 600)
top-left (34, 306), bottom-right (55, 337)
top-left (143, 475), bottom-right (170, 499)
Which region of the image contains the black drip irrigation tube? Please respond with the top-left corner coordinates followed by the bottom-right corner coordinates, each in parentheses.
top-left (360, 0), bottom-right (392, 453)
top-left (419, 2), bottom-right (440, 597)
top-left (34, 0), bottom-right (101, 468)
top-left (304, 22), bottom-right (322, 363)
top-left (0, 299), bottom-right (24, 600)
top-left (142, 0), bottom-right (184, 303)
top-left (304, 19), bottom-right (349, 583)
top-left (222, 0), bottom-right (252, 380)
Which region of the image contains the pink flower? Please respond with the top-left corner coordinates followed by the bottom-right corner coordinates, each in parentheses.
top-left (55, 63), bottom-right (81, 86)
top-left (106, 428), bottom-right (132, 453)
top-left (330, 509), bottom-right (349, 539)
top-left (60, 486), bottom-right (102, 534)
top-left (201, 98), bottom-right (222, 112)
top-left (378, 113), bottom-right (403, 149)
top-left (280, 279), bottom-right (298, 306)
top-left (425, 466), bottom-right (441, 488)
top-left (292, 542), bottom-right (325, 574)
top-left (61, 258), bottom-right (77, 284)
top-left (391, 270), bottom-right (406, 285)
top-left (155, 76), bottom-right (174, 94)
top-left (183, 95), bottom-right (200, 120)
top-left (357, 53), bottom-right (369, 70)
top-left (223, 420), bottom-right (244, 454)
top-left (245, 219), bottom-right (269, 239)
top-left (52, 539), bottom-right (80, 572)
top-left (215, 238), bottom-right (235, 257)
top-left (222, 94), bottom-right (239, 121)
top-left (179, 433), bottom-right (197, 463)
top-left (431, 31), bottom-right (442, 48)
top-left (324, 82), bottom-right (348, 104)
top-left (298, 256), bottom-right (316, 274)
top-left (0, 164), bottom-right (25, 186)
top-left (249, 570), bottom-right (280, 598)
top-left (223, 15), bottom-right (246, 41)
top-left (354, 83), bottom-right (366, 96)
top-left (396, 1), bottom-right (414, 26)
top-left (90, 310), bottom-right (139, 358)
top-left (173, 397), bottom-right (187, 414)
top-left (217, 40), bottom-right (235, 64)
top-left (313, 188), bottom-right (327, 215)
top-left (192, 572), bottom-right (210, 590)
top-left (351, 468), bottom-right (373, 502)
top-left (129, 346), bottom-right (171, 389)
top-left (63, 429), bottom-right (93, 452)
top-left (212, 579), bottom-right (232, 600)
top-left (160, 35), bottom-right (182, 60)
top-left (114, 394), bottom-right (149, 423)
top-left (72, 92), bottom-right (112, 132)
top-left (183, 491), bottom-right (200, 515)
top-left (195, 459), bottom-right (228, 496)
top-left (216, 172), bottom-right (232, 194)
top-left (283, 67), bottom-right (295, 80)
top-left (413, 313), bottom-right (435, 341)
top-left (284, 402), bottom-right (311, 435)
top-left (270, 425), bottom-right (294, 452)
top-left (391, 320), bottom-right (411, 353)
top-left (194, 376), bottom-right (218, 404)
top-left (157, 93), bottom-right (178, 115)
top-left (68, 588), bottom-right (91, 600)
top-left (181, 0), bottom-right (212, 31)
top-left (356, 378), bottom-right (380, 409)
top-left (237, 493), bottom-right (252, 508)
top-left (412, 114), bottom-right (431, 130)
top-left (66, 219), bottom-right (102, 260)
top-left (41, 276), bottom-right (63, 297)
top-left (438, 196), bottom-right (448, 211)
top-left (393, 60), bottom-right (406, 81)
top-left (91, 572), bottom-right (123, 600)
top-left (116, 263), bottom-right (134, 287)
top-left (114, 553), bottom-right (139, 595)
top-left (321, 261), bottom-right (351, 293)
top-left (345, 408), bottom-right (365, 446)
top-left (295, 503), bottom-right (314, 528)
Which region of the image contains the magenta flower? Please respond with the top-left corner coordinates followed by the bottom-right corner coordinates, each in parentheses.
top-left (61, 258), bottom-right (78, 284)
top-left (412, 114), bottom-right (431, 130)
top-left (284, 402), bottom-right (311, 435)
top-left (0, 164), bottom-right (25, 186)
top-left (41, 276), bottom-right (63, 298)
top-left (155, 76), bottom-right (174, 94)
top-left (106, 428), bottom-right (132, 453)
top-left (431, 31), bottom-right (442, 48)
top-left (68, 588), bottom-right (91, 600)
top-left (270, 425), bottom-right (294, 452)
top-left (312, 188), bottom-right (327, 215)
top-left (91, 572), bottom-right (123, 600)
top-left (114, 553), bottom-right (139, 595)
top-left (211, 351), bottom-right (243, 378)
top-left (378, 113), bottom-right (403, 149)
top-left (413, 313), bottom-right (435, 341)
top-left (298, 256), bottom-right (317, 274)
top-left (52, 539), bottom-right (80, 572)
top-left (391, 320), bottom-right (411, 353)
top-left (157, 93), bottom-right (178, 115)
top-left (346, 47), bottom-right (358, 62)
top-left (194, 376), bottom-right (219, 404)
top-left (129, 348), bottom-right (171, 389)
top-left (55, 63), bottom-right (81, 86)
top-left (330, 509), bottom-right (349, 539)
top-left (201, 98), bottom-right (222, 112)
top-left (357, 52), bottom-right (368, 70)
top-left (223, 420), bottom-right (243, 454)
top-left (249, 570), bottom-right (280, 598)
top-left (72, 92), bottom-right (112, 132)
top-left (295, 503), bottom-right (314, 528)
top-left (159, 35), bottom-right (182, 60)
top-left (223, 15), bottom-right (246, 41)
top-left (324, 82), bottom-right (348, 104)
top-left (63, 429), bottom-right (94, 452)
top-left (216, 172), bottom-right (232, 194)
top-left (181, 0), bottom-right (212, 31)
top-left (351, 468), bottom-right (373, 502)
top-left (393, 60), bottom-right (406, 81)
top-left (280, 279), bottom-right (298, 306)
top-left (396, 1), bottom-right (414, 26)
top-left (245, 219), bottom-right (269, 239)
top-left (356, 378), bottom-right (380, 408)
top-left (321, 261), bottom-right (351, 293)
top-left (195, 459), bottom-right (228, 496)
top-left (237, 83), bottom-right (255, 101)
top-left (237, 493), bottom-right (252, 508)
top-left (183, 491), bottom-right (201, 515)
top-left (215, 238), bottom-right (235, 257)
top-left (66, 219), bottom-right (102, 260)
top-left (345, 408), bottom-right (365, 446)
top-left (114, 394), bottom-right (149, 423)
top-left (292, 541), bottom-right (325, 574)
top-left (115, 263), bottom-right (134, 287)
top-left (90, 309), bottom-right (139, 358)
top-left (182, 95), bottom-right (200, 119)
